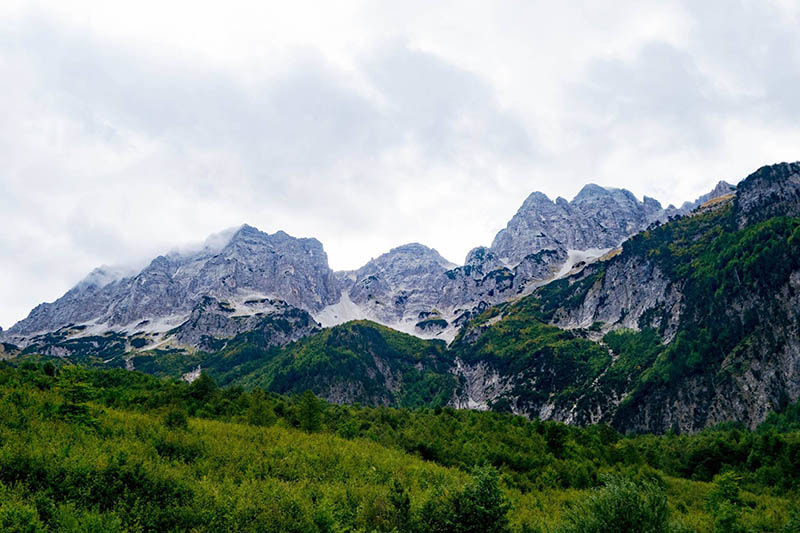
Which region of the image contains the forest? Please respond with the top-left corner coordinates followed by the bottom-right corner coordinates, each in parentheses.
top-left (0, 361), bottom-right (797, 532)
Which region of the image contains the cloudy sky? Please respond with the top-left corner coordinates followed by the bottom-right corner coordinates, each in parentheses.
top-left (1, 0), bottom-right (799, 328)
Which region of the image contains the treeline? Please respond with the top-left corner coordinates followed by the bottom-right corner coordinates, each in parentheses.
top-left (1, 362), bottom-right (798, 531)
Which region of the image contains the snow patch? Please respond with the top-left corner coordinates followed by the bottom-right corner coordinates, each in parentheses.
top-left (554, 248), bottom-right (611, 279)
top-left (120, 313), bottom-right (191, 335)
top-left (315, 293), bottom-right (367, 327)
top-left (315, 294), bottom-right (461, 343)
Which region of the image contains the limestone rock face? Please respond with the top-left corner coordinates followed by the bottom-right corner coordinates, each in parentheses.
top-left (171, 296), bottom-right (319, 351)
top-left (347, 243), bottom-right (455, 325)
top-left (490, 185), bottom-right (661, 266)
top-left (3, 225), bottom-right (338, 350)
top-left (734, 162), bottom-right (800, 228)
top-left (330, 181), bottom-right (734, 341)
top-left (452, 162), bottom-right (800, 434)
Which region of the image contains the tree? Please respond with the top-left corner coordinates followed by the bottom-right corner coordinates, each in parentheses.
top-left (298, 390), bottom-right (322, 432)
top-left (451, 466), bottom-right (511, 533)
top-left (420, 466), bottom-right (511, 533)
top-left (706, 472), bottom-right (746, 533)
top-left (42, 362), bottom-right (56, 377)
top-left (164, 409), bottom-right (189, 430)
top-left (188, 373), bottom-right (218, 403)
top-left (246, 389), bottom-right (276, 427)
top-left (388, 480), bottom-right (410, 529)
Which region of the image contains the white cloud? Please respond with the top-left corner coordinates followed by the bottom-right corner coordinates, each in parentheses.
top-left (0, 1), bottom-right (799, 328)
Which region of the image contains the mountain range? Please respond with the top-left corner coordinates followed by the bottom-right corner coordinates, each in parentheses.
top-left (4, 162), bottom-right (799, 434)
top-left (1, 178), bottom-right (734, 347)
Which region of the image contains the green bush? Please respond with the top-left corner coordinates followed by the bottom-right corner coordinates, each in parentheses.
top-left (558, 475), bottom-right (671, 533)
top-left (298, 390), bottom-right (322, 432)
top-left (706, 472), bottom-right (746, 533)
top-left (420, 466), bottom-right (510, 533)
top-left (164, 408), bottom-right (189, 430)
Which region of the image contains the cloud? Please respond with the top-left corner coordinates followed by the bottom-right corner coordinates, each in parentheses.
top-left (1, 2), bottom-right (800, 329)
top-left (0, 14), bottom-right (537, 328)
top-left (573, 42), bottom-right (725, 151)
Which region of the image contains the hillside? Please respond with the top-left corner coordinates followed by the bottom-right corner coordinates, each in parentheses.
top-left (0, 362), bottom-right (798, 531)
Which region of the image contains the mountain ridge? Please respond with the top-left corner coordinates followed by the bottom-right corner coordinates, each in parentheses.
top-left (4, 161), bottom-right (800, 435)
top-left (0, 177), bottom-right (740, 348)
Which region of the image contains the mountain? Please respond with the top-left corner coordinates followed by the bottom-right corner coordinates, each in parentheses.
top-left (9, 162), bottom-right (800, 435)
top-left (6, 180), bottom-right (729, 352)
top-left (317, 180), bottom-right (736, 341)
top-left (103, 162), bottom-right (800, 434)
top-left (490, 184), bottom-right (662, 266)
top-left (2, 224), bottom-right (337, 356)
top-left (450, 162), bottom-right (800, 432)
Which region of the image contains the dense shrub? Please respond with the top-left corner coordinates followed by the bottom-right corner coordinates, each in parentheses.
top-left (558, 476), bottom-right (672, 533)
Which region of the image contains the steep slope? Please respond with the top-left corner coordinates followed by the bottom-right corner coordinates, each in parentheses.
top-left (4, 163), bottom-right (782, 436)
top-left (341, 243), bottom-right (455, 327)
top-left (490, 185), bottom-right (663, 265)
top-left (3, 179), bottom-right (735, 354)
top-left (325, 243), bottom-right (570, 342)
top-left (453, 162), bottom-right (800, 433)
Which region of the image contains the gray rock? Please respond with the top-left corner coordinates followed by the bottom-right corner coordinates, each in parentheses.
top-left (4, 225), bottom-right (338, 350)
top-left (171, 296), bottom-right (319, 351)
top-left (734, 162), bottom-right (800, 228)
top-left (347, 243), bottom-right (455, 324)
top-left (490, 185), bottom-right (661, 266)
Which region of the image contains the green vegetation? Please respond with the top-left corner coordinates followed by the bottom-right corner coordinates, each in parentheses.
top-left (611, 212), bottom-right (800, 422)
top-left (451, 301), bottom-right (611, 410)
top-left (29, 210), bottom-right (800, 434)
top-left (557, 475), bottom-right (674, 533)
top-left (0, 362), bottom-right (797, 531)
top-left (210, 320), bottom-right (457, 408)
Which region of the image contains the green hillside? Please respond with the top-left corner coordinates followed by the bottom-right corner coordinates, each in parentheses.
top-left (0, 362), bottom-right (798, 531)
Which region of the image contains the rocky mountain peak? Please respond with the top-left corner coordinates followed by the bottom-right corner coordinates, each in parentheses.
top-left (735, 161), bottom-right (800, 227)
top-left (490, 183), bottom-right (659, 265)
top-left (227, 223), bottom-right (263, 243)
top-left (464, 246), bottom-right (500, 267)
top-left (3, 224), bottom-right (339, 343)
top-left (76, 266), bottom-right (135, 291)
top-left (520, 190), bottom-right (553, 209)
top-left (572, 183), bottom-right (608, 202)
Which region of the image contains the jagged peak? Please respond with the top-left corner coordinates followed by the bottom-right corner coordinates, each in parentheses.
top-left (643, 196), bottom-right (663, 210)
top-left (738, 161), bottom-right (800, 190)
top-left (464, 246), bottom-right (498, 266)
top-left (226, 223), bottom-right (268, 244)
top-left (573, 184), bottom-right (641, 206)
top-left (361, 242), bottom-right (455, 270)
top-left (383, 242), bottom-right (434, 256)
top-left (573, 183), bottom-right (609, 202)
top-left (521, 190), bottom-right (553, 209)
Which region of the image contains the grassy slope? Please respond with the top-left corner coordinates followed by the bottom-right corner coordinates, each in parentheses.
top-left (1, 363), bottom-right (798, 531)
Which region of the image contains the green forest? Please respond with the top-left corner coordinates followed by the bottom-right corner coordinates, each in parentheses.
top-left (0, 362), bottom-right (797, 532)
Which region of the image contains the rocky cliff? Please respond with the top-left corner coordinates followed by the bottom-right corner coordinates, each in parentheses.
top-left (2, 224), bottom-right (337, 354)
top-left (324, 180), bottom-right (736, 341)
top-left (450, 162), bottom-right (800, 433)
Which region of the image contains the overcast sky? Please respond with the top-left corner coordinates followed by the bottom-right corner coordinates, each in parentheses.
top-left (1, 1), bottom-right (799, 329)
